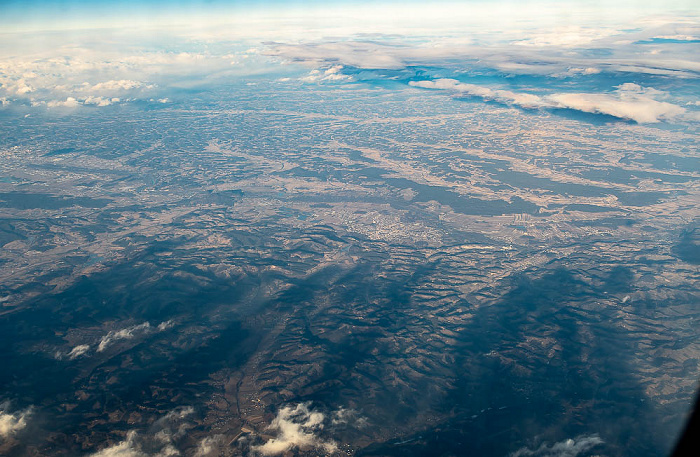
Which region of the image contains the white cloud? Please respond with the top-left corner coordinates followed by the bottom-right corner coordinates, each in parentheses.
top-left (300, 65), bottom-right (353, 83)
top-left (654, 35), bottom-right (700, 41)
top-left (193, 435), bottom-right (225, 457)
top-left (266, 41), bottom-right (405, 70)
top-left (252, 403), bottom-right (337, 456)
top-left (557, 67), bottom-right (601, 77)
top-left (60, 320), bottom-right (173, 357)
top-left (89, 80), bottom-right (144, 92)
top-left (90, 431), bottom-right (145, 457)
top-left (510, 435), bottom-right (604, 457)
top-left (410, 78), bottom-right (687, 123)
top-left (0, 39), bottom-right (265, 108)
top-left (46, 97), bottom-right (80, 108)
top-left (67, 344), bottom-right (91, 359)
top-left (83, 96), bottom-right (115, 106)
top-left (0, 404), bottom-right (31, 439)
top-left (157, 320), bottom-right (174, 331)
top-left (97, 322), bottom-right (151, 352)
top-left (546, 92), bottom-right (684, 123)
top-left (512, 26), bottom-right (620, 47)
top-left (89, 407), bottom-right (194, 457)
top-left (330, 407), bottom-right (367, 428)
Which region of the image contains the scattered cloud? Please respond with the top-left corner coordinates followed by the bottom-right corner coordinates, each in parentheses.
top-left (252, 403), bottom-right (337, 456)
top-left (157, 320), bottom-right (175, 331)
top-left (512, 26), bottom-right (620, 47)
top-left (653, 35), bottom-right (700, 41)
top-left (97, 322), bottom-right (152, 352)
top-left (266, 41), bottom-right (405, 70)
top-left (89, 80), bottom-right (144, 92)
top-left (556, 67), bottom-right (601, 77)
top-left (90, 431), bottom-right (145, 457)
top-left (410, 78), bottom-right (687, 123)
top-left (510, 435), bottom-right (604, 457)
top-left (193, 435), bottom-right (225, 457)
top-left (83, 96), bottom-right (119, 107)
top-left (89, 407), bottom-right (194, 457)
top-left (56, 320), bottom-right (173, 361)
top-left (300, 65), bottom-right (353, 83)
top-left (67, 344), bottom-right (91, 359)
top-left (46, 97), bottom-right (81, 108)
top-left (0, 38), bottom-right (273, 108)
top-left (0, 404), bottom-right (31, 439)
top-left (546, 91), bottom-right (684, 123)
top-left (331, 407), bottom-right (367, 428)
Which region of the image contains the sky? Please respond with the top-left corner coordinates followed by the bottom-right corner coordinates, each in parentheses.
top-left (1, 0), bottom-right (699, 33)
top-left (0, 0), bottom-right (699, 124)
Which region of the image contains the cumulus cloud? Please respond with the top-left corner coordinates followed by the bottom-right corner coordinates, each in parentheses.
top-left (157, 320), bottom-right (175, 331)
top-left (300, 65), bottom-right (353, 83)
top-left (510, 435), bottom-right (604, 457)
top-left (67, 344), bottom-right (91, 359)
top-left (0, 34), bottom-right (269, 108)
top-left (193, 435), bottom-right (225, 457)
top-left (57, 320), bottom-right (172, 360)
top-left (46, 97), bottom-right (80, 108)
top-left (653, 35), bottom-right (700, 41)
top-left (410, 78), bottom-right (687, 123)
top-left (89, 80), bottom-right (144, 92)
top-left (89, 407), bottom-right (193, 457)
top-left (330, 407), bottom-right (367, 428)
top-left (90, 431), bottom-right (145, 457)
top-left (0, 404), bottom-right (31, 439)
top-left (97, 322), bottom-right (152, 352)
top-left (411, 79), bottom-right (548, 109)
top-left (265, 26), bottom-right (700, 80)
top-left (546, 92), bottom-right (684, 123)
top-left (512, 26), bottom-right (620, 47)
top-left (266, 41), bottom-right (405, 69)
top-left (252, 403), bottom-right (337, 456)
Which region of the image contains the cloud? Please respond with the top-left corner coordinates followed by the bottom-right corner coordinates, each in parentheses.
top-left (89, 407), bottom-right (194, 457)
top-left (265, 26), bottom-right (700, 80)
top-left (67, 344), bottom-right (91, 359)
top-left (90, 431), bottom-right (145, 457)
top-left (410, 79), bottom-right (548, 109)
top-left (653, 35), bottom-right (700, 41)
top-left (0, 34), bottom-right (272, 108)
top-left (300, 65), bottom-right (353, 83)
top-left (46, 97), bottom-right (80, 108)
top-left (409, 78), bottom-right (687, 123)
top-left (510, 435), bottom-right (604, 457)
top-left (97, 322), bottom-right (151, 352)
top-left (84, 96), bottom-right (119, 106)
top-left (58, 320), bottom-right (172, 360)
top-left (193, 435), bottom-right (225, 457)
top-left (0, 404), bottom-right (31, 439)
top-left (546, 92), bottom-right (685, 123)
top-left (266, 41), bottom-right (405, 69)
top-left (252, 403), bottom-right (337, 456)
top-left (157, 320), bottom-right (175, 331)
top-left (512, 26), bottom-right (620, 47)
top-left (89, 80), bottom-right (144, 92)
top-left (330, 407), bottom-right (367, 428)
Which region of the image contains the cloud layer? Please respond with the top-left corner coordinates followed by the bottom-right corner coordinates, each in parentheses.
top-left (410, 79), bottom-right (687, 123)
